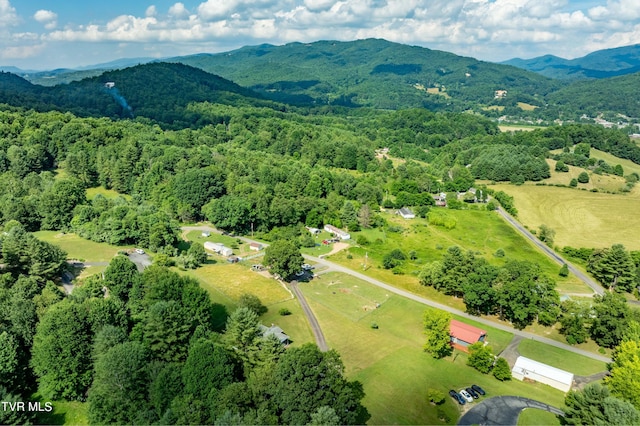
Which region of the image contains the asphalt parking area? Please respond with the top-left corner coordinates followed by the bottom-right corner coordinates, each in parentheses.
top-left (458, 396), bottom-right (564, 425)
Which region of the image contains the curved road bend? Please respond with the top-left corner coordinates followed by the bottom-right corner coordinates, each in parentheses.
top-left (304, 254), bottom-right (611, 363)
top-left (458, 396), bottom-right (564, 426)
top-left (181, 225), bottom-right (611, 362)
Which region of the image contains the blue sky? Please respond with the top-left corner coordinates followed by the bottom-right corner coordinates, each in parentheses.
top-left (2, 0), bottom-right (640, 70)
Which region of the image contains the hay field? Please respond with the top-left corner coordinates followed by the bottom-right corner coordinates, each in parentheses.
top-left (491, 184), bottom-right (640, 249)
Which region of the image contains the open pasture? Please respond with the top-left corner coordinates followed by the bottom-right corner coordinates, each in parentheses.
top-left (491, 184), bottom-right (640, 249)
top-left (34, 231), bottom-right (128, 262)
top-left (334, 209), bottom-right (592, 296)
top-left (300, 273), bottom-right (568, 425)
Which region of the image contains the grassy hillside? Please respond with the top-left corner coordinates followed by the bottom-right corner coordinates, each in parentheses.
top-left (490, 183), bottom-right (640, 249)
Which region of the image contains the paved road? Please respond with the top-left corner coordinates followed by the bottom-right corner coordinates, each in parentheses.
top-left (289, 280), bottom-right (328, 351)
top-left (495, 207), bottom-right (605, 296)
top-left (304, 254), bottom-right (611, 363)
top-left (458, 396), bottom-right (564, 426)
top-left (181, 225), bottom-right (611, 363)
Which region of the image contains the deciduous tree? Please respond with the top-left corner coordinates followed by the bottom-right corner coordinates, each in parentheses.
top-left (423, 308), bottom-right (452, 359)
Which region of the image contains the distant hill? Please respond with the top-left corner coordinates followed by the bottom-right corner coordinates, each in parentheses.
top-left (166, 38), bottom-right (559, 109)
top-left (0, 63), bottom-right (275, 128)
top-left (502, 44), bottom-right (640, 80)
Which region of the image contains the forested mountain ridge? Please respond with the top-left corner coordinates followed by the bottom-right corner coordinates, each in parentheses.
top-left (503, 43), bottom-right (640, 80)
top-left (0, 63), bottom-right (279, 129)
top-left (168, 38), bottom-right (559, 110)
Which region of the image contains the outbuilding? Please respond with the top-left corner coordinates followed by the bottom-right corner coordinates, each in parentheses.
top-left (323, 224), bottom-right (351, 240)
top-left (511, 356), bottom-right (574, 392)
top-left (249, 242), bottom-right (263, 251)
top-left (204, 242), bottom-right (233, 257)
top-left (397, 207), bottom-right (415, 219)
top-left (260, 324), bottom-right (291, 345)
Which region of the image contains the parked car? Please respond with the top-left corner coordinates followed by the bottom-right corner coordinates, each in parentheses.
top-left (302, 263), bottom-right (315, 270)
top-left (135, 248), bottom-right (145, 254)
top-left (295, 270), bottom-right (305, 277)
top-left (471, 384), bottom-right (486, 396)
top-left (459, 389), bottom-right (474, 403)
top-left (448, 390), bottom-right (466, 405)
top-left (465, 387), bottom-right (479, 399)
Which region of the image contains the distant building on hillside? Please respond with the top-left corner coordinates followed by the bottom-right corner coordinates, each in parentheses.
top-left (323, 224), bottom-right (350, 240)
top-left (105, 82), bottom-right (116, 88)
top-left (494, 89), bottom-right (508, 99)
top-left (449, 319), bottom-right (487, 352)
top-left (397, 207), bottom-right (415, 219)
top-left (204, 241), bottom-right (233, 257)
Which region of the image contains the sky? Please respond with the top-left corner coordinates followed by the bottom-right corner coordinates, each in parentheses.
top-left (1, 0), bottom-right (640, 70)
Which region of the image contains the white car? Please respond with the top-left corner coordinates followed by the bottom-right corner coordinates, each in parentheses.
top-left (135, 249), bottom-right (145, 254)
top-left (459, 389), bottom-right (474, 403)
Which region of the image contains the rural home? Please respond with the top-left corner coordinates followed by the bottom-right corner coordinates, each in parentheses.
top-left (259, 324), bottom-right (291, 345)
top-left (433, 192), bottom-right (447, 207)
top-left (323, 224), bottom-right (351, 240)
top-left (397, 207), bottom-right (415, 219)
top-left (494, 89), bottom-right (508, 99)
top-left (511, 356), bottom-right (574, 392)
top-left (449, 319), bottom-right (487, 352)
top-left (204, 241), bottom-right (233, 257)
top-left (249, 242), bottom-right (263, 251)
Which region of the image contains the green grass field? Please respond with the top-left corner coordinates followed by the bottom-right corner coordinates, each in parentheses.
top-left (544, 159), bottom-right (626, 193)
top-left (516, 339), bottom-right (607, 376)
top-left (34, 231), bottom-right (130, 262)
top-left (85, 186), bottom-right (130, 200)
top-left (34, 399), bottom-right (88, 425)
top-left (300, 273), bottom-right (567, 425)
top-left (517, 409), bottom-right (561, 426)
top-left (331, 209), bottom-right (592, 298)
top-left (490, 184), bottom-right (640, 249)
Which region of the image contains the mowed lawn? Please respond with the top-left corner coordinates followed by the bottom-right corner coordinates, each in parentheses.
top-left (517, 339), bottom-right (607, 376)
top-left (300, 272), bottom-right (568, 425)
top-left (34, 231), bottom-right (130, 262)
top-left (518, 409), bottom-right (561, 426)
top-left (491, 184), bottom-right (640, 249)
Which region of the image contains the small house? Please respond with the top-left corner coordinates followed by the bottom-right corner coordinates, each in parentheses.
top-left (397, 207), bottom-right (415, 219)
top-left (306, 227), bottom-right (321, 235)
top-left (449, 319), bottom-right (487, 352)
top-left (260, 324), bottom-right (291, 345)
top-left (512, 356), bottom-right (574, 392)
top-left (323, 224), bottom-right (351, 240)
top-left (249, 242), bottom-right (263, 251)
top-left (204, 242), bottom-right (233, 257)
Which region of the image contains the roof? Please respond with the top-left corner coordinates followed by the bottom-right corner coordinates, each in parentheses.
top-left (512, 356), bottom-right (574, 385)
top-left (450, 319), bottom-right (486, 344)
top-left (260, 324), bottom-right (290, 344)
top-left (398, 207), bottom-right (415, 216)
top-left (249, 242), bottom-right (262, 247)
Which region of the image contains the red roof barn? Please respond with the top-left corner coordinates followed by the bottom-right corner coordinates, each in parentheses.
top-left (450, 320), bottom-right (487, 352)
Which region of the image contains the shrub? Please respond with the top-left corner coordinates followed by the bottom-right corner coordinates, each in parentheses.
top-left (493, 357), bottom-right (511, 381)
top-left (577, 171), bottom-right (590, 183)
top-left (559, 263), bottom-right (569, 277)
top-left (494, 248), bottom-right (505, 258)
top-left (355, 234), bottom-right (369, 246)
top-left (426, 389), bottom-right (445, 405)
top-left (370, 322), bottom-right (379, 329)
top-left (278, 308), bottom-right (291, 316)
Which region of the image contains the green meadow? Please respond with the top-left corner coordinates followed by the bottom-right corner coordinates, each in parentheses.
top-left (301, 272), bottom-right (569, 425)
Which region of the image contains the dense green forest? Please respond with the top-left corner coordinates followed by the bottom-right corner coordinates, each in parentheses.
top-left (2, 59), bottom-right (640, 423)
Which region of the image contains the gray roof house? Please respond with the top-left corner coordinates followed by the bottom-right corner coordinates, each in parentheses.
top-left (260, 324), bottom-right (291, 345)
top-left (397, 207), bottom-right (415, 219)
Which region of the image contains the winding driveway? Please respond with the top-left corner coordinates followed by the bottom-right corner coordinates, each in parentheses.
top-left (458, 396), bottom-right (564, 426)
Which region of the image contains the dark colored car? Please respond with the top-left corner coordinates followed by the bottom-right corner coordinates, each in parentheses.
top-left (471, 384), bottom-right (486, 396)
top-left (465, 387), bottom-right (479, 399)
top-left (448, 389), bottom-right (466, 405)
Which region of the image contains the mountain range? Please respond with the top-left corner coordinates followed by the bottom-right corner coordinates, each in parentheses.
top-left (2, 39), bottom-right (640, 123)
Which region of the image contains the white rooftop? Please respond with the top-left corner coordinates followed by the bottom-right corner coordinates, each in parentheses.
top-left (512, 356), bottom-right (574, 385)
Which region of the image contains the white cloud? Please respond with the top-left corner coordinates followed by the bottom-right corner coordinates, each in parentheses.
top-left (169, 2), bottom-right (190, 19)
top-left (34, 10), bottom-right (58, 30)
top-left (0, 0), bottom-right (18, 27)
top-left (146, 5), bottom-right (158, 17)
top-left (197, 0), bottom-right (240, 21)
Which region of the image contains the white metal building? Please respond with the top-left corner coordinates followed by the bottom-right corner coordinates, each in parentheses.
top-left (204, 242), bottom-right (233, 257)
top-left (511, 356), bottom-right (574, 392)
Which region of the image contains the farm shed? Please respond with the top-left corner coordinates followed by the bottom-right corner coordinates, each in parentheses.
top-left (260, 324), bottom-right (291, 345)
top-left (512, 356), bottom-right (574, 392)
top-left (323, 224), bottom-right (351, 240)
top-left (204, 242), bottom-right (233, 257)
top-left (449, 319), bottom-right (487, 352)
top-left (249, 242), bottom-right (263, 251)
top-left (201, 231), bottom-right (211, 237)
top-left (397, 207), bottom-right (415, 219)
